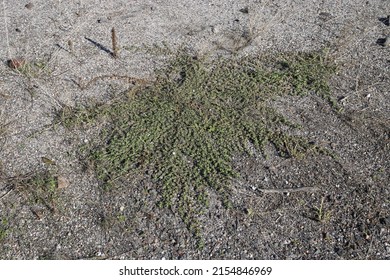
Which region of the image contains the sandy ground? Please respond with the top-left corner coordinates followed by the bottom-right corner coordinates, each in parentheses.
top-left (0, 0), bottom-right (389, 259)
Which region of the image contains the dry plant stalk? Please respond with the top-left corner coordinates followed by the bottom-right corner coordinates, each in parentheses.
top-left (111, 27), bottom-right (118, 58)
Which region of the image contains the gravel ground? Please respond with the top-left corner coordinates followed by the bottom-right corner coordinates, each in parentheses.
top-left (0, 0), bottom-right (389, 259)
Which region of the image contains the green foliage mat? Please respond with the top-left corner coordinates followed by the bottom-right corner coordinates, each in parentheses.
top-left (61, 51), bottom-right (335, 243)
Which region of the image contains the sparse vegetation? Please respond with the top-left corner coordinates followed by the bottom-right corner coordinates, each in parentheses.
top-left (60, 50), bottom-right (335, 242)
top-left (11, 59), bottom-right (51, 78)
top-left (16, 170), bottom-right (61, 214)
top-left (312, 197), bottom-right (332, 223)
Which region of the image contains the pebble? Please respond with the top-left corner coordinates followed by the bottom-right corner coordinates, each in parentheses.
top-left (96, 251), bottom-right (104, 257)
top-left (25, 3), bottom-right (34, 10)
top-left (283, 240), bottom-right (291, 245)
top-left (319, 12), bottom-right (332, 22)
top-left (239, 7), bottom-right (249, 14)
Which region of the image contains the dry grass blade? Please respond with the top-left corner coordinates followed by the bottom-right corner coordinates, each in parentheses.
top-left (111, 27), bottom-right (118, 58)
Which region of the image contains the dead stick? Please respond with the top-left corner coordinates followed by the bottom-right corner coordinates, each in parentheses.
top-left (111, 27), bottom-right (118, 58)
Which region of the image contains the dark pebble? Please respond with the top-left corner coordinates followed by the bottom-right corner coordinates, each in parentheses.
top-left (379, 216), bottom-right (390, 225)
top-left (334, 247), bottom-right (344, 256)
top-left (239, 7), bottom-right (249, 14)
top-left (319, 12), bottom-right (332, 21)
top-left (25, 3), bottom-right (34, 10)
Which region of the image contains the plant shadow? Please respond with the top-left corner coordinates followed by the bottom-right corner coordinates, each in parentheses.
top-left (85, 37), bottom-right (113, 56)
top-left (378, 16), bottom-right (389, 26)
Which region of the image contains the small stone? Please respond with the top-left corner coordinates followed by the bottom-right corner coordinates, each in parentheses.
top-left (319, 12), bottom-right (332, 21)
top-left (96, 251), bottom-right (104, 257)
top-left (239, 7), bottom-right (249, 14)
top-left (57, 176), bottom-right (70, 189)
top-left (379, 216), bottom-right (390, 225)
top-left (25, 3), bottom-right (34, 10)
top-left (7, 58), bottom-right (26, 69)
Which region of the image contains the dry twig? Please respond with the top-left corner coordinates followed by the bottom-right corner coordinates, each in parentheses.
top-left (111, 27), bottom-right (118, 58)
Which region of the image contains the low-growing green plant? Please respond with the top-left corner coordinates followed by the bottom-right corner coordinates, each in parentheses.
top-left (60, 50), bottom-right (335, 242)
